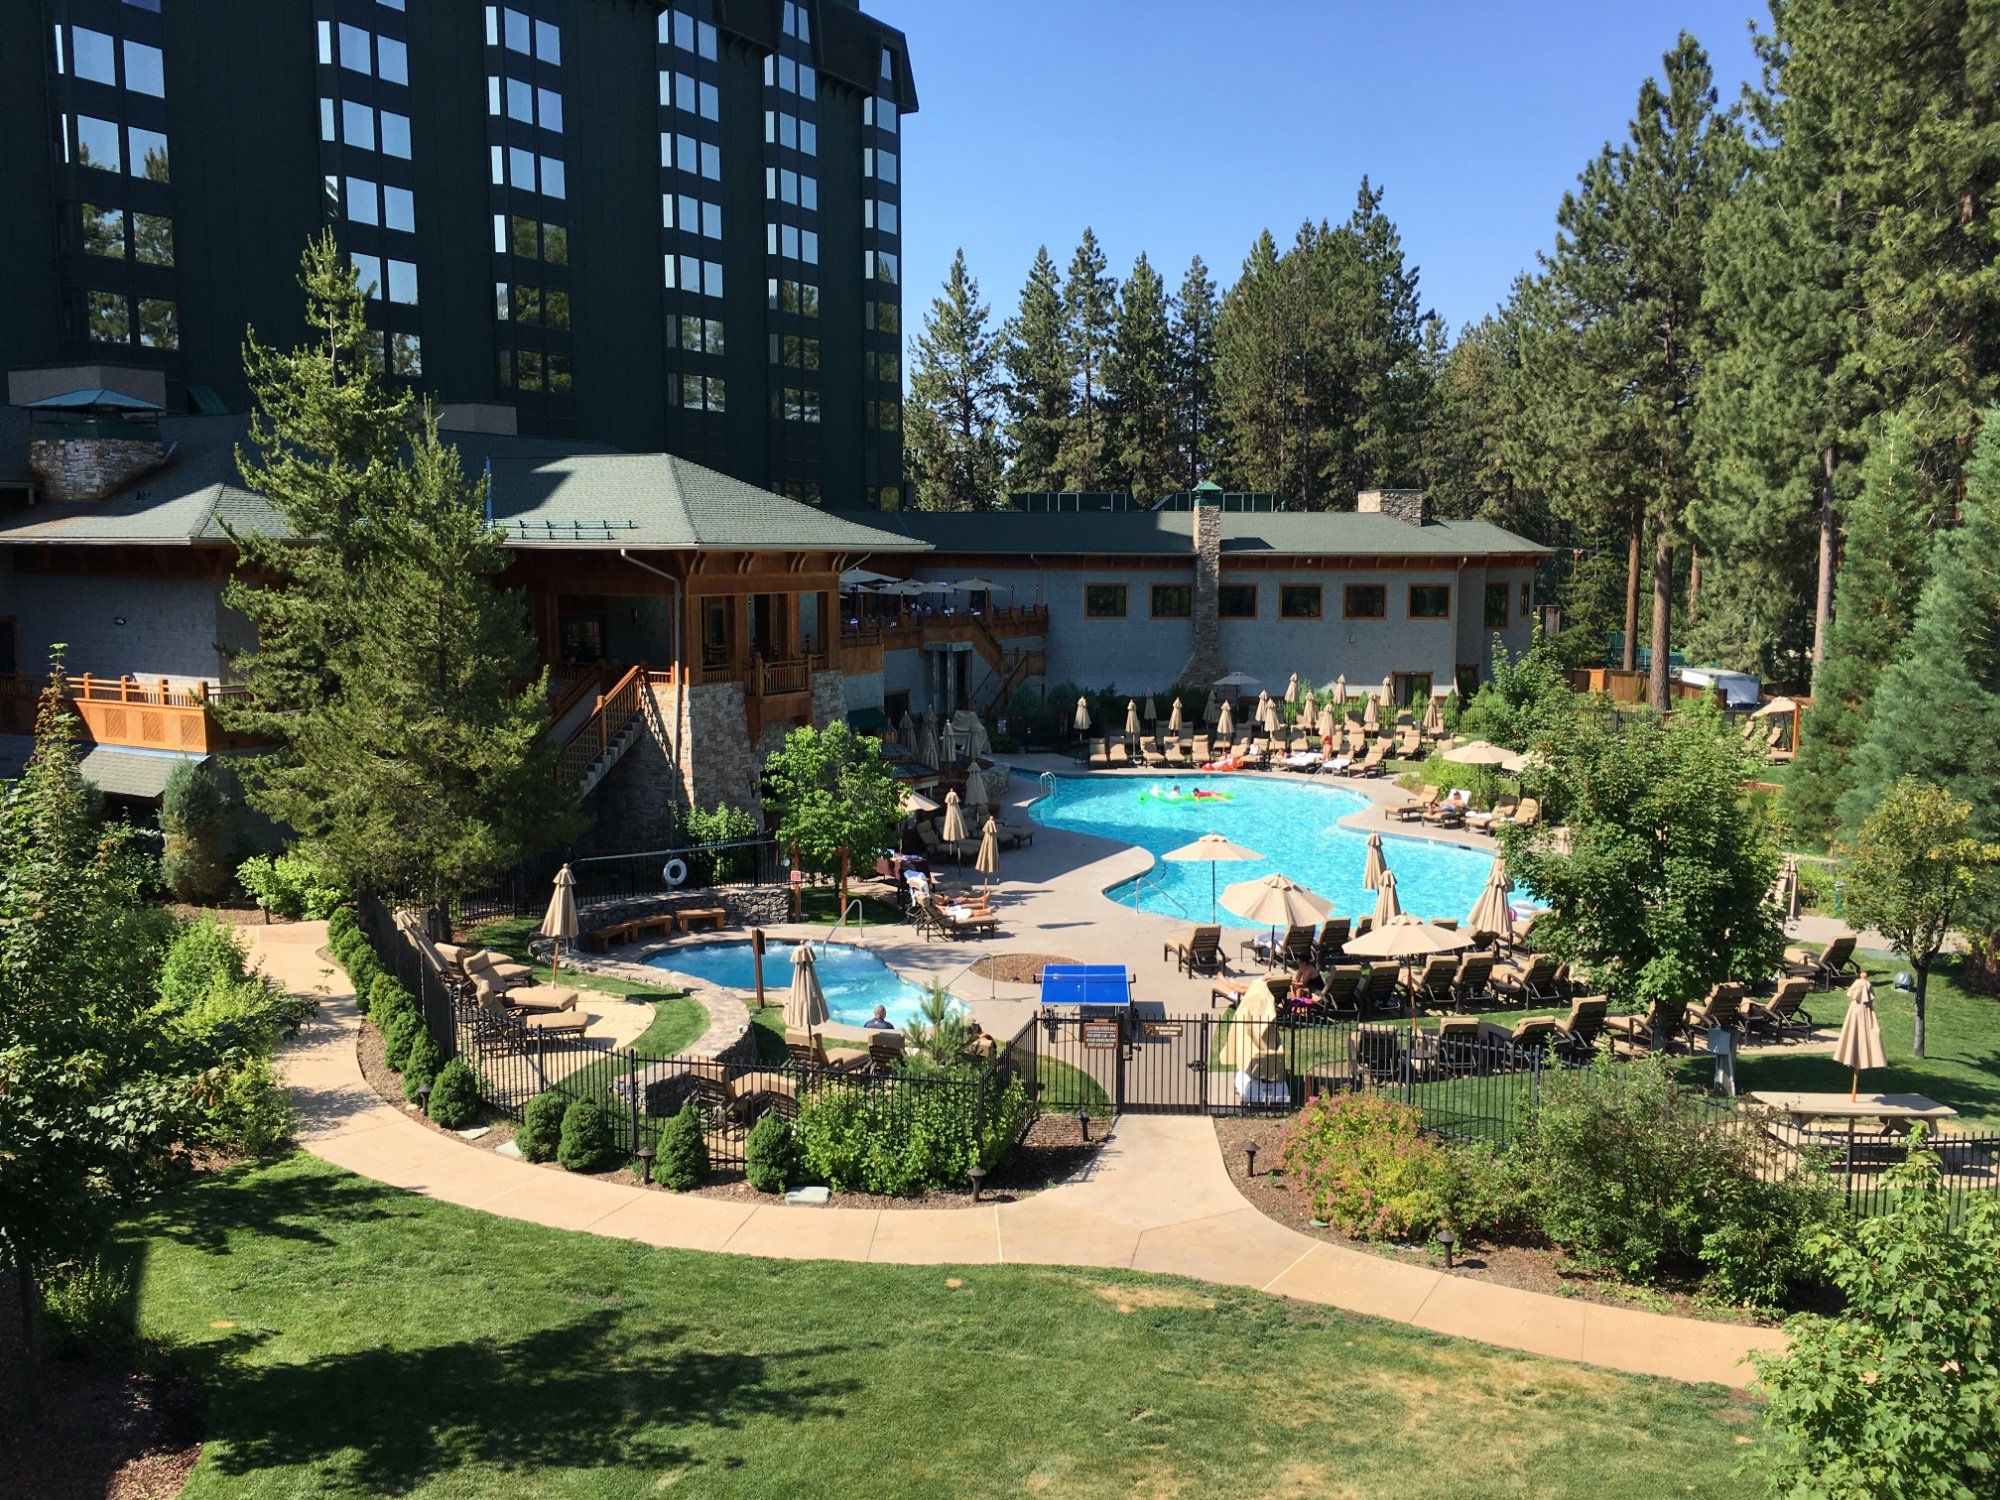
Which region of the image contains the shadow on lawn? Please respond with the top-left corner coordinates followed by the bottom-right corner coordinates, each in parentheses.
top-left (180, 1310), bottom-right (861, 1492)
top-left (139, 1157), bottom-right (412, 1255)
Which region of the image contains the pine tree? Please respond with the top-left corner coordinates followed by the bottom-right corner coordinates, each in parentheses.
top-left (1057, 228), bottom-right (1117, 489)
top-left (1169, 255), bottom-right (1220, 489)
top-left (904, 249), bottom-right (1007, 511)
top-left (1339, 178), bottom-right (1431, 497)
top-left (1782, 422), bottom-right (1933, 845)
top-left (1421, 305), bottom-right (1547, 538)
top-left (1102, 252), bottom-right (1175, 502)
top-left (1840, 411), bottom-right (2000, 865)
top-left (1214, 229), bottom-right (1293, 495)
top-left (999, 246), bottom-right (1069, 494)
top-left (1525, 35), bottom-right (1741, 706)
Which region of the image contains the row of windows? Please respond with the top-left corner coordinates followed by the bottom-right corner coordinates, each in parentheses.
top-left (862, 96), bottom-right (900, 134)
top-left (769, 278), bottom-right (820, 316)
top-left (491, 145), bottom-right (567, 197)
top-left (667, 316), bottom-right (725, 355)
top-left (335, 174), bottom-right (416, 232)
top-left (496, 282), bottom-right (569, 327)
top-left (319, 22), bottom-right (409, 85)
top-left (777, 480), bottom-right (824, 506)
top-left (352, 252), bottom-right (419, 305)
top-left (863, 147), bottom-right (899, 185)
top-left (865, 398), bottom-right (901, 431)
top-left (866, 350), bottom-right (900, 384)
top-left (766, 222), bottom-right (820, 264)
top-left (780, 2), bottom-right (814, 42)
top-left (665, 193), bottom-right (722, 239)
top-left (772, 334), bottom-right (819, 370)
top-left (67, 114), bottom-right (168, 180)
top-left (764, 111), bottom-right (817, 155)
top-left (662, 71), bottom-right (720, 121)
top-left (773, 386), bottom-right (820, 423)
top-left (322, 97), bottom-right (412, 157)
top-left (681, 374), bottom-right (726, 411)
top-left (87, 290), bottom-right (176, 348)
top-left (54, 26), bottom-right (165, 96)
top-left (664, 255), bottom-right (724, 298)
top-left (82, 204), bottom-right (172, 265)
top-left (499, 348), bottom-right (573, 392)
top-left (864, 199), bottom-right (899, 235)
top-left (485, 7), bottom-right (561, 64)
top-left (489, 75), bottom-right (564, 132)
top-left (662, 132), bottom-right (722, 181)
top-left (494, 214), bottom-right (569, 263)
top-left (762, 53), bottom-right (818, 100)
top-left (658, 10), bottom-right (720, 60)
top-left (1078, 582), bottom-right (1518, 623)
top-left (766, 167), bottom-right (819, 210)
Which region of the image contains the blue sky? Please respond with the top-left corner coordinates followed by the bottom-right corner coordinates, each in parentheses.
top-left (890, 1), bottom-right (1766, 337)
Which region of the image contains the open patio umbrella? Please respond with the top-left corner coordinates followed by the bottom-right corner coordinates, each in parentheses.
top-left (975, 816), bottom-right (1001, 891)
top-left (1224, 872), bottom-right (1334, 962)
top-left (1344, 915), bottom-right (1473, 1032)
top-left (899, 786), bottom-right (939, 814)
top-left (1835, 974), bottom-right (1886, 1100)
top-left (1466, 854), bottom-right (1512, 936)
top-left (539, 864), bottom-right (579, 985)
top-left (1220, 976), bottom-right (1287, 1086)
top-left (1216, 699), bottom-right (1235, 738)
top-left (1124, 699), bottom-right (1141, 740)
top-left (1362, 695), bottom-right (1380, 733)
top-left (1163, 831), bottom-right (1263, 922)
top-left (1073, 696), bottom-right (1092, 733)
top-left (1362, 832), bottom-right (1387, 891)
top-left (1332, 675), bottom-right (1347, 705)
top-left (840, 567), bottom-right (897, 588)
top-left (1143, 693), bottom-right (1158, 722)
top-left (1371, 869), bottom-right (1403, 926)
top-left (1214, 671), bottom-right (1261, 691)
top-left (1443, 740), bottom-right (1526, 772)
top-left (1168, 697), bottom-right (1185, 734)
top-left (786, 943), bottom-right (830, 1040)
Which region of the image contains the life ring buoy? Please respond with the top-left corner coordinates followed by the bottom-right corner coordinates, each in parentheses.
top-left (663, 857), bottom-right (689, 888)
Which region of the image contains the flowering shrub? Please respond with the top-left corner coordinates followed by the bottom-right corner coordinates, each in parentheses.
top-left (1278, 1092), bottom-right (1443, 1241)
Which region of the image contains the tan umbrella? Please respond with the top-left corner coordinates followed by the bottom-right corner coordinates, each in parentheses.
top-left (919, 722), bottom-right (941, 769)
top-left (1380, 676), bottom-right (1394, 708)
top-left (962, 764), bottom-right (989, 820)
top-left (1224, 872), bottom-right (1335, 962)
top-left (1216, 699), bottom-right (1235, 738)
top-left (1834, 973), bottom-right (1886, 1100)
top-left (786, 942), bottom-right (830, 1038)
top-left (1163, 831), bottom-right (1264, 922)
top-left (1168, 697), bottom-right (1184, 734)
top-left (1143, 693), bottom-right (1158, 722)
top-left (1751, 696), bottom-right (1800, 719)
top-left (975, 816), bottom-right (1001, 890)
top-left (1443, 739), bottom-right (1525, 771)
top-left (1284, 672), bottom-right (1300, 704)
top-left (1345, 914), bottom-right (1472, 1029)
top-left (1220, 976), bottom-right (1287, 1081)
top-left (1332, 675), bottom-right (1347, 705)
top-left (539, 863), bottom-right (579, 985)
top-left (1362, 832), bottom-right (1387, 891)
top-left (1466, 854), bottom-right (1512, 935)
top-left (1362, 695), bottom-right (1380, 733)
top-left (938, 720), bottom-right (960, 764)
top-left (1204, 694), bottom-right (1223, 725)
top-left (1124, 699), bottom-right (1141, 739)
top-left (941, 789), bottom-right (968, 844)
top-left (1422, 697), bottom-right (1443, 737)
top-left (1316, 705), bottom-right (1337, 741)
top-left (1371, 869), bottom-right (1402, 926)
top-left (899, 786), bottom-right (939, 814)
top-left (1768, 855), bottom-right (1800, 923)
top-left (1073, 695), bottom-right (1092, 732)
top-left (1261, 697), bottom-right (1281, 734)
top-left (898, 710), bottom-right (917, 747)
top-left (1300, 684), bottom-right (1318, 721)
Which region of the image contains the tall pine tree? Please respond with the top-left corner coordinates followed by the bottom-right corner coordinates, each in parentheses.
top-left (999, 246), bottom-right (1069, 494)
top-left (1339, 178), bottom-right (1431, 496)
top-left (1169, 255), bottom-right (1220, 489)
top-left (1213, 230), bottom-right (1291, 494)
top-left (1058, 228), bottom-right (1117, 489)
top-left (905, 249), bottom-right (1007, 511)
top-left (1103, 252), bottom-right (1175, 502)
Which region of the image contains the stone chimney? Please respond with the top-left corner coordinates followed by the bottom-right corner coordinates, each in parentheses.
top-left (1179, 482), bottom-right (1226, 686)
top-left (1356, 488), bottom-right (1431, 525)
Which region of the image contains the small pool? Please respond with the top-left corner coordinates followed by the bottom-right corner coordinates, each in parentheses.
top-left (1033, 773), bottom-right (1510, 930)
top-left (646, 940), bottom-right (928, 1027)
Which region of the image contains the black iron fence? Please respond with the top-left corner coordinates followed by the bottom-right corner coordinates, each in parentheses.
top-left (454, 839), bottom-right (785, 924)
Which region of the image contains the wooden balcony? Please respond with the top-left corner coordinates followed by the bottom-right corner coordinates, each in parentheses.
top-left (0, 674), bottom-right (264, 754)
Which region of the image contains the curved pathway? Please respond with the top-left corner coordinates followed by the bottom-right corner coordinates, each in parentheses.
top-left (256, 920), bottom-right (1781, 1390)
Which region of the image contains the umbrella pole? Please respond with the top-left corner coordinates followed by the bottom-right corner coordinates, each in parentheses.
top-left (551, 940), bottom-right (560, 987)
top-left (1851, 1068), bottom-right (1859, 1103)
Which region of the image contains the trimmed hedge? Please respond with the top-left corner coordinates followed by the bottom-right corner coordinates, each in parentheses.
top-left (557, 1098), bottom-right (615, 1172)
top-left (654, 1100), bottom-right (708, 1191)
top-left (427, 1059), bottom-right (479, 1128)
top-left (744, 1111), bottom-right (795, 1194)
top-left (794, 1072), bottom-right (1030, 1196)
top-left (401, 1029), bottom-right (443, 1101)
top-left (518, 1091), bottom-right (566, 1163)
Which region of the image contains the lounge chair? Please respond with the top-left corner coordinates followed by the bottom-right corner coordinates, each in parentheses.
top-left (1163, 739), bottom-right (1188, 767)
top-left (1353, 1026), bottom-right (1408, 1087)
top-left (1495, 796), bottom-right (1540, 831)
top-left (1785, 934), bottom-right (1857, 989)
top-left (1312, 965), bottom-right (1364, 1020)
top-left (1140, 737), bottom-right (1168, 767)
top-left (1683, 982), bottom-right (1747, 1036)
top-left (1432, 1016), bottom-right (1491, 1075)
top-left (1452, 953), bottom-right (1497, 1009)
top-left (1394, 786), bottom-right (1441, 823)
top-left (852, 1030), bottom-right (906, 1075)
top-left (469, 969), bottom-right (578, 1013)
top-left (785, 1029), bottom-right (833, 1069)
top-left (1607, 996), bottom-right (1681, 1053)
top-left (1423, 790), bottom-right (1470, 827)
top-left (1396, 727), bottom-right (1421, 757)
top-left (1108, 740), bottom-right (1132, 767)
top-left (1553, 996), bottom-right (1609, 1062)
top-left (1350, 742), bottom-right (1389, 778)
top-left (1251, 923), bottom-right (1315, 968)
top-left (1167, 924), bottom-right (1226, 976)
top-left (1745, 975), bottom-right (1817, 1041)
top-left (1087, 738), bottom-right (1110, 768)
top-left (1312, 917), bottom-right (1351, 964)
top-left (1408, 955), bottom-right (1460, 1014)
top-left (474, 989), bottom-right (591, 1041)
top-left (924, 896), bottom-right (998, 940)
top-left (443, 944), bottom-right (535, 991)
top-left (1482, 1014), bottom-right (1558, 1053)
top-left (1491, 952), bottom-right (1560, 1006)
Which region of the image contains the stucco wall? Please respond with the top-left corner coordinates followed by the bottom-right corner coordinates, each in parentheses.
top-left (4, 563), bottom-right (247, 683)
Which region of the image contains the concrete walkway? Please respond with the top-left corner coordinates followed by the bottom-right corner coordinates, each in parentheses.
top-left (256, 920), bottom-right (1782, 1390)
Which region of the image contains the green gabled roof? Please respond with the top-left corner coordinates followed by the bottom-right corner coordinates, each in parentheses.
top-left (485, 453), bottom-right (925, 552)
top-left (78, 746), bottom-right (207, 799)
top-left (879, 508), bottom-right (1550, 559)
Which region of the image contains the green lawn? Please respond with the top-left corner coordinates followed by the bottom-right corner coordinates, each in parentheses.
top-left (468, 917), bottom-right (665, 1000)
top-left (127, 1154), bottom-right (1757, 1497)
top-left (793, 887), bottom-right (904, 928)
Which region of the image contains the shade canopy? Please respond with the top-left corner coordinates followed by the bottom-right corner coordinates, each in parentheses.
top-left (1223, 872), bottom-right (1334, 928)
top-left (1466, 855), bottom-right (1512, 934)
top-left (1343, 914), bottom-right (1471, 963)
top-left (539, 863), bottom-right (579, 941)
top-left (1073, 696), bottom-right (1092, 731)
top-left (840, 567), bottom-right (897, 588)
top-left (941, 789), bottom-right (968, 842)
top-left (1442, 740), bottom-right (1526, 772)
top-left (1213, 671), bottom-right (1260, 689)
top-left (1220, 977), bottom-right (1287, 1080)
top-left (900, 787), bottom-right (939, 814)
top-left (786, 944), bottom-right (830, 1033)
top-left (1163, 832), bottom-right (1263, 864)
top-left (1834, 974), bottom-right (1887, 1085)
top-left (1371, 869), bottom-right (1403, 926)
top-left (951, 577), bottom-right (1005, 592)
top-left (975, 817), bottom-right (1001, 880)
top-left (1362, 832), bottom-right (1387, 891)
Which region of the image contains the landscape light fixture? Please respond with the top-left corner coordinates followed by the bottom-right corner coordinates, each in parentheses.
top-left (1437, 1228), bottom-right (1457, 1270)
top-left (416, 1082), bottom-right (433, 1115)
top-left (1244, 1140), bottom-right (1260, 1178)
top-left (1076, 1109), bottom-right (1091, 1143)
top-left (968, 1164), bottom-right (987, 1202)
top-left (637, 1145), bottom-right (657, 1185)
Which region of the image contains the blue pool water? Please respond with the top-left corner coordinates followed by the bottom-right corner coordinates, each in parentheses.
top-left (1032, 774), bottom-right (1507, 930)
top-left (645, 940), bottom-right (927, 1027)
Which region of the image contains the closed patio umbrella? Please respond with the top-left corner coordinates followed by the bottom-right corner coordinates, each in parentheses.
top-left (898, 709), bottom-right (917, 747)
top-left (1143, 693), bottom-right (1158, 722)
top-left (1362, 695), bottom-right (1380, 733)
top-left (1362, 832), bottom-right (1387, 891)
top-left (919, 722), bottom-right (942, 769)
top-left (1466, 855), bottom-right (1512, 936)
top-left (1332, 675), bottom-right (1347, 705)
top-left (1260, 697), bottom-right (1280, 735)
top-left (1380, 676), bottom-right (1394, 708)
top-left (1204, 694), bottom-right (1223, 725)
top-left (1300, 684), bottom-right (1318, 721)
top-left (1216, 699), bottom-right (1235, 738)
top-left (1073, 696), bottom-right (1092, 732)
top-left (786, 943), bottom-right (830, 1039)
top-left (1169, 697), bottom-right (1185, 734)
top-left (539, 864), bottom-right (579, 985)
top-left (1220, 976), bottom-right (1287, 1084)
top-left (1124, 699), bottom-right (1141, 740)
top-left (1835, 974), bottom-right (1887, 1100)
top-left (975, 816), bottom-right (1001, 890)
top-left (1284, 672), bottom-right (1299, 704)
top-left (1372, 869), bottom-right (1402, 926)
top-left (1163, 831), bottom-right (1263, 923)
top-left (941, 788), bottom-right (968, 844)
top-left (1422, 697), bottom-right (1443, 737)
top-left (938, 720), bottom-right (960, 764)
top-left (963, 763), bottom-right (989, 820)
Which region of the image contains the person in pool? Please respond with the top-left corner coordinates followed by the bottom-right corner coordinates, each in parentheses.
top-left (862, 1005), bottom-right (895, 1031)
top-left (1169, 783), bottom-right (1184, 798)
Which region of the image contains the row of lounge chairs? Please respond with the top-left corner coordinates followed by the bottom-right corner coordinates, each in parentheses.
top-left (1393, 788), bottom-right (1541, 835)
top-left (1085, 735), bottom-right (1393, 777)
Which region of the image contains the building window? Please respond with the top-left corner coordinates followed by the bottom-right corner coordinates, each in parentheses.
top-left (1149, 584), bottom-right (1191, 619)
top-left (1409, 584), bottom-right (1452, 620)
top-left (1280, 585), bottom-right (1322, 620)
top-left (1218, 584), bottom-right (1257, 619)
top-left (1394, 672), bottom-right (1434, 708)
top-left (75, 114), bottom-right (122, 172)
top-left (82, 204), bottom-right (126, 258)
top-left (1343, 584), bottom-right (1386, 620)
top-left (1084, 584), bottom-right (1128, 619)
top-left (1484, 582), bottom-right (1510, 630)
top-left (128, 126), bottom-right (168, 181)
top-left (1520, 579), bottom-right (1534, 617)
top-left (123, 39), bottom-right (165, 96)
top-left (87, 290), bottom-right (131, 343)
top-left (137, 298), bottom-right (177, 349)
top-left (134, 213), bottom-right (172, 264)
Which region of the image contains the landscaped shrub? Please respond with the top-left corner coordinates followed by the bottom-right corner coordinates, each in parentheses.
top-left (209, 1056), bottom-right (295, 1154)
top-left (155, 917), bottom-right (307, 1154)
top-left (1429, 1139), bottom-right (1532, 1243)
top-left (744, 1111), bottom-right (796, 1193)
top-left (41, 1250), bottom-right (140, 1356)
top-left (557, 1097), bottom-right (615, 1172)
top-left (326, 906), bottom-right (360, 949)
top-left (238, 850), bottom-right (346, 919)
top-left (364, 973), bottom-right (410, 1019)
top-left (401, 1028), bottom-right (443, 1101)
top-left (1278, 1092), bottom-right (1444, 1241)
top-left (794, 1072), bottom-right (1030, 1195)
top-left (347, 950), bottom-right (384, 1000)
top-left (518, 1091), bottom-right (567, 1162)
top-left (427, 1058), bottom-right (480, 1127)
top-left (379, 1005), bottom-right (420, 1072)
top-left (160, 759), bottom-right (234, 902)
top-left (1697, 1169), bottom-right (1841, 1311)
top-left (654, 1100), bottom-right (709, 1190)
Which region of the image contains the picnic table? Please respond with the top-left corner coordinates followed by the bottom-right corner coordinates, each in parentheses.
top-left (1747, 1091), bottom-right (1957, 1130)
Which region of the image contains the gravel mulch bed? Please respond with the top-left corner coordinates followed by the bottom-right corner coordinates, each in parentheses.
top-left (967, 952), bottom-right (1079, 984)
top-left (1211, 1115), bottom-right (1777, 1327)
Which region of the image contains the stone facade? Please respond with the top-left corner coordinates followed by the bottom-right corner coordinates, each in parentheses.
top-left (1356, 488), bottom-right (1431, 525)
top-left (578, 689), bottom-right (682, 855)
top-left (30, 437), bottom-right (169, 503)
top-left (1181, 495), bottom-right (1225, 686)
top-left (810, 667), bottom-right (846, 729)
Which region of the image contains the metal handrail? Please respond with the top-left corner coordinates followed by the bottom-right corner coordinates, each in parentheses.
top-left (828, 896), bottom-right (867, 944)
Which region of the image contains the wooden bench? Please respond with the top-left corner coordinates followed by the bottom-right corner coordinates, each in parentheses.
top-left (675, 907), bottom-right (729, 933)
top-left (585, 922), bottom-right (637, 954)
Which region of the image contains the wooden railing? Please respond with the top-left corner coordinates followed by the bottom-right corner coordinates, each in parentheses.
top-left (546, 664), bottom-right (613, 728)
top-left (553, 663), bottom-right (648, 786)
top-left (0, 673), bottom-right (259, 752)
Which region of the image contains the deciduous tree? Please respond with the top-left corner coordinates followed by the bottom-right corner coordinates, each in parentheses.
top-left (761, 723), bottom-right (902, 908)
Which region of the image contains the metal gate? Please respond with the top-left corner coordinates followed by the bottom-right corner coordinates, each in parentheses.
top-left (1026, 1012), bottom-right (1296, 1116)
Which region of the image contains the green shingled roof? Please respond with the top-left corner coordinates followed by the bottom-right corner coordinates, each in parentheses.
top-left (78, 746), bottom-right (206, 800)
top-left (881, 508), bottom-right (1549, 558)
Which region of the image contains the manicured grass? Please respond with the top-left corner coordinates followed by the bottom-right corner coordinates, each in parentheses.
top-left (1027, 1055), bottom-right (1114, 1115)
top-left (468, 917), bottom-right (665, 1000)
top-left (130, 1154), bottom-right (1756, 1497)
top-left (793, 887), bottom-right (904, 928)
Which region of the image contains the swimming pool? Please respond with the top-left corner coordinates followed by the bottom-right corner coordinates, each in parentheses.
top-left (645, 940), bottom-right (928, 1027)
top-left (1032, 774), bottom-right (1507, 930)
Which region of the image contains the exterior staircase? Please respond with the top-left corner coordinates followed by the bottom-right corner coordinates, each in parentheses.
top-left (977, 647), bottom-right (1045, 717)
top-left (553, 663), bottom-right (651, 796)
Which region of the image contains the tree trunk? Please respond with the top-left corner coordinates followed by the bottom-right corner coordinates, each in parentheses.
top-left (1623, 519), bottom-right (1642, 672)
top-left (17, 1257), bottom-right (44, 1422)
top-left (1687, 545), bottom-right (1701, 626)
top-left (1813, 444), bottom-right (1837, 674)
top-left (1648, 523), bottom-right (1673, 713)
top-left (1913, 960), bottom-right (1928, 1060)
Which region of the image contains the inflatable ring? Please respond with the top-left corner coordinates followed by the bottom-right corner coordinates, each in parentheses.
top-left (663, 857), bottom-right (689, 888)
